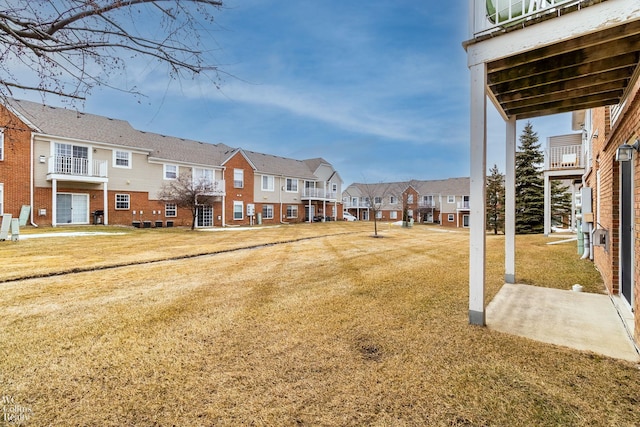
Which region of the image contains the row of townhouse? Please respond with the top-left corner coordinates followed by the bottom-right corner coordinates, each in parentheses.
top-left (0, 99), bottom-right (343, 228)
top-left (342, 178), bottom-right (470, 227)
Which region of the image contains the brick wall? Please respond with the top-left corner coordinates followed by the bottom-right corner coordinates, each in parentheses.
top-left (223, 152), bottom-right (255, 225)
top-left (0, 105), bottom-right (32, 218)
top-left (588, 79), bottom-right (640, 344)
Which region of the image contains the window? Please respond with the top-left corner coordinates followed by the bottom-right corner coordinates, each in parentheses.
top-left (351, 197), bottom-right (358, 206)
top-left (423, 195), bottom-right (433, 206)
top-left (287, 205), bottom-right (298, 218)
top-left (374, 196), bottom-right (382, 204)
top-left (115, 194), bottom-right (130, 210)
top-left (447, 195), bottom-right (455, 203)
top-left (164, 164), bottom-right (178, 180)
top-left (262, 204), bottom-right (274, 219)
top-left (376, 211), bottom-right (382, 219)
top-left (448, 214), bottom-right (454, 222)
top-left (262, 175), bottom-right (274, 191)
top-left (234, 169), bottom-right (244, 188)
top-left (407, 194), bottom-right (414, 203)
top-left (0, 183), bottom-right (3, 214)
top-left (390, 211), bottom-right (397, 219)
top-left (194, 168), bottom-right (213, 185)
top-left (390, 196), bottom-right (397, 204)
top-left (233, 201), bottom-right (243, 220)
top-left (0, 128), bottom-right (4, 161)
top-left (331, 183), bottom-right (338, 193)
top-left (113, 150), bottom-right (131, 168)
top-left (286, 178), bottom-right (298, 192)
top-left (165, 203), bottom-right (177, 217)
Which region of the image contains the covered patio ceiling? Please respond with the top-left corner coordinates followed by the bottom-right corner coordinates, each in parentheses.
top-left (487, 18), bottom-right (640, 119)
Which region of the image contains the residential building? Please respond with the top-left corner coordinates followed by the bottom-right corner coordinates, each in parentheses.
top-left (464, 0), bottom-right (640, 347)
top-left (342, 177), bottom-right (470, 228)
top-left (0, 99), bottom-right (343, 228)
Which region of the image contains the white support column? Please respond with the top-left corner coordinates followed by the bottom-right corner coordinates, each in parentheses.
top-left (103, 182), bottom-right (109, 225)
top-left (51, 179), bottom-right (57, 227)
top-left (222, 196), bottom-right (226, 226)
top-left (469, 63), bottom-right (487, 326)
top-left (505, 117), bottom-right (516, 284)
top-left (544, 173), bottom-right (551, 236)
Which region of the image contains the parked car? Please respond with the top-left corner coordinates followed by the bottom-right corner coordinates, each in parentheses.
top-left (343, 212), bottom-right (357, 221)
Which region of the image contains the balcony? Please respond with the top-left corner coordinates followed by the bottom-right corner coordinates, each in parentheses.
top-left (472, 0), bottom-right (586, 38)
top-left (418, 201), bottom-right (436, 208)
top-left (343, 200), bottom-right (371, 209)
top-left (47, 156), bottom-right (108, 183)
top-left (199, 180), bottom-right (226, 197)
top-left (302, 188), bottom-right (338, 200)
top-left (457, 201), bottom-right (471, 210)
top-left (546, 144), bottom-right (584, 170)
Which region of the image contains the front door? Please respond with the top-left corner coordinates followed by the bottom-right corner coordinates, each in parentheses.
top-left (305, 205), bottom-right (315, 222)
top-left (620, 161), bottom-right (633, 307)
top-left (56, 193), bottom-right (89, 224)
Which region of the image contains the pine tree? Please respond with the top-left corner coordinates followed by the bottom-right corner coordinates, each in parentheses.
top-left (515, 122), bottom-right (545, 234)
top-left (486, 164), bottom-right (505, 234)
top-left (550, 180), bottom-right (573, 229)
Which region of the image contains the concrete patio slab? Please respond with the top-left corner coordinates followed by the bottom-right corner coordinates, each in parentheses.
top-left (486, 283), bottom-right (640, 363)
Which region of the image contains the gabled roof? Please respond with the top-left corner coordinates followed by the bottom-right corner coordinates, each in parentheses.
top-left (5, 98), bottom-right (340, 178)
top-left (244, 150), bottom-right (318, 180)
top-left (344, 177), bottom-right (470, 197)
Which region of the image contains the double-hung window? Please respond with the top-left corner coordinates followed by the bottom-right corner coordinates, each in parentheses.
top-left (262, 204), bottom-right (274, 219)
top-left (374, 196), bottom-right (382, 204)
top-left (234, 169), bottom-right (244, 188)
top-left (233, 201), bottom-right (243, 220)
top-left (115, 194), bottom-right (130, 210)
top-left (286, 205), bottom-right (298, 218)
top-left (286, 178), bottom-right (298, 192)
top-left (447, 195), bottom-right (455, 204)
top-left (164, 164), bottom-right (178, 180)
top-left (113, 150), bottom-right (131, 168)
top-left (165, 203), bottom-right (177, 217)
top-left (262, 175), bottom-right (274, 191)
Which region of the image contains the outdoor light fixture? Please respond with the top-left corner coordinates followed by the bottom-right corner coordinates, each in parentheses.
top-left (615, 139), bottom-right (640, 162)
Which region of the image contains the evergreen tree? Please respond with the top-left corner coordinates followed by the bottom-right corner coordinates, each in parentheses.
top-left (550, 180), bottom-right (573, 229)
top-left (486, 164), bottom-right (505, 234)
top-left (515, 122), bottom-right (545, 234)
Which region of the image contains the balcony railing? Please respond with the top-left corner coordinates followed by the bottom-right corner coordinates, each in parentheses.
top-left (302, 188), bottom-right (337, 199)
top-left (48, 156), bottom-right (108, 178)
top-left (457, 201), bottom-right (471, 210)
top-left (343, 201), bottom-right (371, 208)
top-left (472, 0), bottom-right (582, 37)
top-left (418, 201), bottom-right (436, 208)
top-left (546, 144), bottom-right (584, 170)
top-left (198, 180), bottom-right (226, 196)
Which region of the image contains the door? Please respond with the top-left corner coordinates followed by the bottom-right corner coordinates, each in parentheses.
top-left (56, 194), bottom-right (89, 224)
top-left (463, 214), bottom-right (470, 228)
top-left (196, 206), bottom-right (213, 227)
top-left (620, 161), bottom-right (633, 307)
top-left (305, 205), bottom-right (315, 222)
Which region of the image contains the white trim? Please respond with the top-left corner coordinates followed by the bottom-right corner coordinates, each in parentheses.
top-left (115, 193), bottom-right (130, 210)
top-left (233, 201), bottom-right (244, 220)
top-left (262, 175), bottom-right (275, 192)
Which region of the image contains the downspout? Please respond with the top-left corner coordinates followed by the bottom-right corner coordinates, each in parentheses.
top-left (29, 133), bottom-right (38, 227)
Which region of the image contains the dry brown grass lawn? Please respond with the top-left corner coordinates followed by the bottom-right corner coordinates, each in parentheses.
top-left (0, 223), bottom-right (638, 426)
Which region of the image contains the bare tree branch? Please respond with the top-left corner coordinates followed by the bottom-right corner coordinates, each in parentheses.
top-left (0, 0), bottom-right (224, 102)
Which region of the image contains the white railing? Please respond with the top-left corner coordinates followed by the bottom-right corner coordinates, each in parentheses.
top-left (343, 201), bottom-right (371, 208)
top-left (546, 144), bottom-right (584, 169)
top-left (473, 0), bottom-right (582, 37)
top-left (49, 156), bottom-right (108, 178)
top-left (302, 188), bottom-right (337, 199)
top-left (199, 179), bottom-right (226, 196)
top-left (418, 201), bottom-right (436, 208)
top-left (457, 201), bottom-right (471, 210)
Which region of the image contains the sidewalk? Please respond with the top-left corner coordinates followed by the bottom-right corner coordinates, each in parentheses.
top-left (486, 283), bottom-right (640, 363)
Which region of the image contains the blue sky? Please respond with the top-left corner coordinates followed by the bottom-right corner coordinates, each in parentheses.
top-left (18, 0), bottom-right (578, 186)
